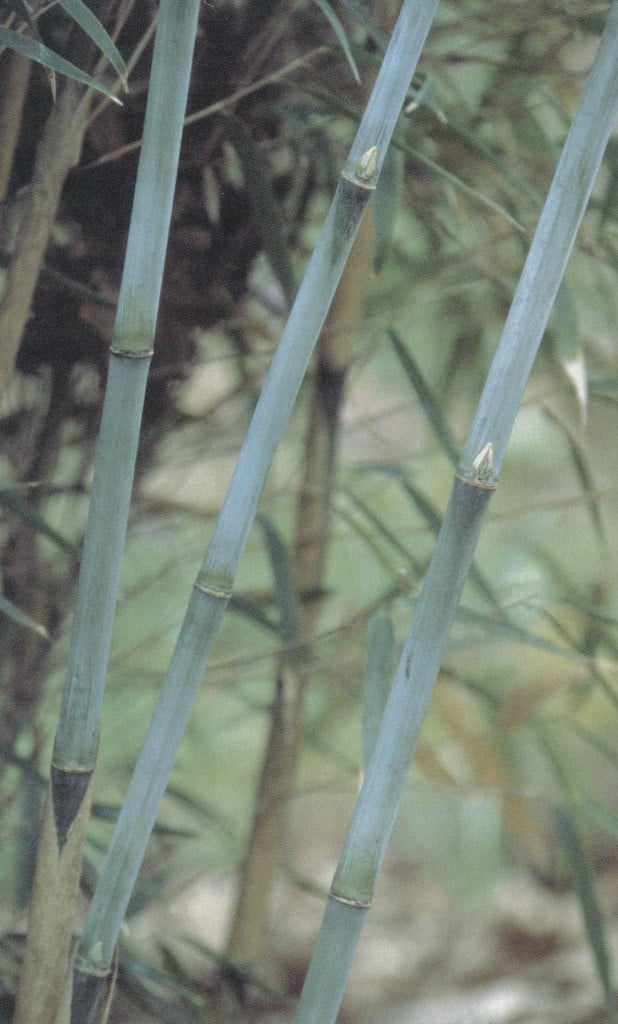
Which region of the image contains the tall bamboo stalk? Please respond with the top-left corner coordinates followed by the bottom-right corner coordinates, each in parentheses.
top-left (224, 205), bottom-right (375, 973)
top-left (293, 8), bottom-right (618, 1022)
top-left (13, 5), bottom-right (201, 1024)
top-left (70, 5), bottom-right (440, 1021)
top-left (0, 73), bottom-right (89, 399)
top-left (0, 50), bottom-right (30, 204)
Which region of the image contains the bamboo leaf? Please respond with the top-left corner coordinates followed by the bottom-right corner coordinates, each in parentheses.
top-left (228, 592), bottom-right (278, 632)
top-left (554, 804), bottom-right (618, 1021)
top-left (542, 406), bottom-right (605, 548)
top-left (311, 0), bottom-right (360, 83)
top-left (397, 134), bottom-right (526, 232)
top-left (417, 104), bottom-right (540, 203)
top-left (553, 280), bottom-right (587, 423)
top-left (179, 936), bottom-right (292, 1004)
top-left (0, 485), bottom-right (78, 554)
top-left (57, 0), bottom-right (128, 88)
top-left (341, 485), bottom-right (420, 564)
top-left (119, 952), bottom-right (205, 1024)
top-left (362, 612), bottom-right (394, 772)
top-left (387, 328), bottom-right (460, 466)
top-left (358, 462), bottom-right (503, 613)
top-left (0, 26), bottom-right (122, 102)
top-left (257, 514), bottom-right (301, 660)
top-left (303, 81), bottom-right (527, 232)
top-left (222, 112), bottom-right (297, 309)
top-left (373, 139), bottom-right (404, 271)
top-left (452, 602), bottom-right (598, 666)
top-left (0, 593), bottom-right (49, 638)
top-left (335, 0), bottom-right (386, 49)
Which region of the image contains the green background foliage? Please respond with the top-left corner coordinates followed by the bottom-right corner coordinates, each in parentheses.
top-left (0, 2), bottom-right (616, 1021)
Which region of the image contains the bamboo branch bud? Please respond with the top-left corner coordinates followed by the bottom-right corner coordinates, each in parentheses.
top-left (470, 441), bottom-right (497, 488)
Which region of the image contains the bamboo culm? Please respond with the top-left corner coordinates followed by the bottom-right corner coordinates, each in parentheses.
top-left (71, 4), bottom-right (441, 1017)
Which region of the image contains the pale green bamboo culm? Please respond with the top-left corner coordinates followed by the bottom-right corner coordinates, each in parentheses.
top-left (294, 8), bottom-right (618, 1024)
top-left (70, 3), bottom-right (440, 1022)
top-left (13, 5), bottom-right (201, 1024)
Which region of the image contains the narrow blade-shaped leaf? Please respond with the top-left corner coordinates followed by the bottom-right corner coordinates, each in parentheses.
top-left (222, 112), bottom-right (297, 308)
top-left (554, 804), bottom-right (617, 1021)
top-left (387, 328), bottom-right (460, 466)
top-left (0, 26), bottom-right (122, 102)
top-left (362, 612), bottom-right (394, 772)
top-left (257, 513), bottom-right (301, 660)
top-left (0, 594), bottom-right (49, 637)
top-left (553, 280), bottom-right (587, 422)
top-left (312, 0), bottom-right (360, 83)
top-left (58, 0), bottom-right (128, 87)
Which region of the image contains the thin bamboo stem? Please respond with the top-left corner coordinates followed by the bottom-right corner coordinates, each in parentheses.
top-left (72, 6), bottom-right (440, 1017)
top-left (0, 74), bottom-right (90, 398)
top-left (0, 50), bottom-right (31, 203)
top-left (14, 4), bottom-right (201, 1022)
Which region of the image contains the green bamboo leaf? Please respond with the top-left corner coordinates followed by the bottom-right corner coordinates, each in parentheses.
top-left (221, 113), bottom-right (297, 309)
top-left (335, 0), bottom-right (386, 49)
top-left (119, 952), bottom-right (205, 1024)
top-left (57, 0), bottom-right (128, 87)
top-left (165, 782), bottom-right (233, 837)
top-left (341, 486), bottom-right (419, 564)
top-left (0, 593), bottom-right (49, 638)
top-left (589, 376), bottom-right (618, 401)
top-left (358, 462), bottom-right (503, 613)
top-left (362, 613), bottom-right (394, 772)
top-left (416, 104), bottom-right (540, 203)
top-left (180, 936), bottom-right (291, 1004)
top-left (0, 485), bottom-right (78, 554)
top-left (257, 514), bottom-right (301, 660)
top-left (553, 281), bottom-right (587, 423)
top-left (580, 796), bottom-right (618, 837)
top-left (387, 329), bottom-right (460, 466)
top-left (311, 0), bottom-right (360, 84)
top-left (305, 80), bottom-right (526, 232)
top-left (542, 406), bottom-right (605, 548)
top-left (599, 138), bottom-right (618, 229)
top-left (554, 805), bottom-right (618, 1021)
top-left (228, 592), bottom-right (278, 632)
top-left (564, 597), bottom-right (618, 630)
top-left (90, 803), bottom-right (198, 839)
top-left (0, 25), bottom-right (122, 102)
top-left (397, 134), bottom-right (526, 232)
top-left (373, 139), bottom-right (404, 271)
top-left (452, 602), bottom-right (597, 666)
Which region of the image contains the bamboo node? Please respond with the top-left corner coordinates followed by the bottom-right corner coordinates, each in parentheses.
top-left (330, 889), bottom-right (372, 909)
top-left (193, 578), bottom-right (233, 600)
top-left (341, 145), bottom-right (379, 189)
top-left (109, 346), bottom-right (154, 359)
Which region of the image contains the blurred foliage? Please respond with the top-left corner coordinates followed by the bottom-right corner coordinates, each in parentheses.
top-left (0, 1), bottom-right (616, 1020)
